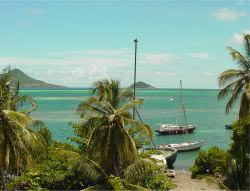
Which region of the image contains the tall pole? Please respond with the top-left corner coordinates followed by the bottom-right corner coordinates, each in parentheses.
top-left (133, 39), bottom-right (138, 120)
top-left (180, 80), bottom-right (189, 143)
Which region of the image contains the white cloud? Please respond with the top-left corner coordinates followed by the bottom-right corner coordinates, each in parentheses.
top-left (0, 49), bottom-right (182, 87)
top-left (23, 8), bottom-right (45, 15)
top-left (213, 7), bottom-right (246, 21)
top-left (202, 72), bottom-right (214, 77)
top-left (141, 53), bottom-right (181, 65)
top-left (229, 30), bottom-right (250, 44)
top-left (188, 52), bottom-right (209, 59)
top-left (153, 72), bottom-right (175, 77)
top-left (20, 21), bottom-right (32, 27)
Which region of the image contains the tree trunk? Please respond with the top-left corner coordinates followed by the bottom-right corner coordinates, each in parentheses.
top-left (0, 168), bottom-right (6, 189)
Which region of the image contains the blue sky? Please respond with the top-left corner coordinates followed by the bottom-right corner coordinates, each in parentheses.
top-left (0, 0), bottom-right (249, 88)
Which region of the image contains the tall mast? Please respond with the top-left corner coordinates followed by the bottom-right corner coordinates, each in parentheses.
top-left (180, 80), bottom-right (189, 143)
top-left (133, 38), bottom-right (138, 120)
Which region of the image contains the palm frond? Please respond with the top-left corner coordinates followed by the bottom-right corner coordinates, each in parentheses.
top-left (125, 118), bottom-right (153, 138)
top-left (3, 110), bottom-right (32, 127)
top-left (121, 179), bottom-right (150, 191)
top-left (218, 69), bottom-right (244, 87)
top-left (217, 79), bottom-right (243, 100)
top-left (225, 80), bottom-right (244, 113)
top-left (74, 155), bottom-right (108, 184)
top-left (117, 99), bottom-right (144, 113)
top-left (239, 89), bottom-right (250, 118)
top-left (227, 47), bottom-right (250, 70)
top-left (124, 158), bottom-right (156, 184)
top-left (119, 88), bottom-right (133, 101)
top-left (77, 97), bottom-right (99, 112)
top-left (11, 95), bottom-right (37, 113)
top-left (50, 148), bottom-right (81, 162)
top-left (243, 34), bottom-right (250, 58)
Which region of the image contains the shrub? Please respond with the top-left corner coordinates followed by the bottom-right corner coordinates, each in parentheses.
top-left (191, 146), bottom-right (229, 178)
top-left (37, 127), bottom-right (52, 146)
top-left (145, 172), bottom-right (176, 190)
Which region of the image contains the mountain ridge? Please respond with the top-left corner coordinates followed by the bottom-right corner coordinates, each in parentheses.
top-left (128, 81), bottom-right (156, 89)
top-left (7, 69), bottom-right (66, 89)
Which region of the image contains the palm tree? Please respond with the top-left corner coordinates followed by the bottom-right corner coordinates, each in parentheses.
top-left (75, 155), bottom-right (155, 190)
top-left (90, 79), bottom-right (133, 108)
top-left (218, 34), bottom-right (250, 118)
top-left (0, 68), bottom-right (46, 188)
top-left (76, 79), bottom-right (153, 177)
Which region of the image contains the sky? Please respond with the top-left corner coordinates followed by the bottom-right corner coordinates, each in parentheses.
top-left (0, 0), bottom-right (249, 88)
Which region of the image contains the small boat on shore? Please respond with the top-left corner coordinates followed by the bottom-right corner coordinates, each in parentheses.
top-left (158, 140), bottom-right (204, 152)
top-left (156, 124), bottom-right (197, 135)
top-left (143, 147), bottom-right (177, 167)
top-left (166, 169), bottom-right (175, 178)
top-left (225, 125), bottom-right (232, 129)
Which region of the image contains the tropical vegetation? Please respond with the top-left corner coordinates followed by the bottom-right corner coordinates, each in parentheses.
top-left (4, 77), bottom-right (175, 190)
top-left (192, 34), bottom-right (250, 190)
top-left (0, 67), bottom-right (47, 189)
top-left (218, 34), bottom-right (250, 118)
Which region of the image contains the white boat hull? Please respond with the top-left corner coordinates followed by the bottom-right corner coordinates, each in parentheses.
top-left (158, 140), bottom-right (204, 151)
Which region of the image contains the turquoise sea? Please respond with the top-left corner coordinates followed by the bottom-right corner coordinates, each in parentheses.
top-left (21, 89), bottom-right (236, 169)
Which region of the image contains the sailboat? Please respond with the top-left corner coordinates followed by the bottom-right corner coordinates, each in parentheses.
top-left (156, 81), bottom-right (197, 135)
top-left (156, 80), bottom-right (204, 151)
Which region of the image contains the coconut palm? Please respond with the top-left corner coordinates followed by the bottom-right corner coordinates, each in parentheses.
top-left (218, 34), bottom-right (250, 118)
top-left (0, 68), bottom-right (46, 188)
top-left (76, 79), bottom-right (153, 177)
top-left (90, 79), bottom-right (133, 108)
top-left (75, 155), bottom-right (155, 190)
top-left (79, 98), bottom-right (153, 176)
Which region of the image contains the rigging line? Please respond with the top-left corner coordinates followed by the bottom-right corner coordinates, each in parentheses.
top-left (134, 108), bottom-right (157, 149)
top-left (180, 80), bottom-right (189, 143)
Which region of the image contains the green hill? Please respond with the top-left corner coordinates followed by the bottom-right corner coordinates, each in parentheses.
top-left (128, 81), bottom-right (156, 89)
top-left (6, 69), bottom-right (66, 89)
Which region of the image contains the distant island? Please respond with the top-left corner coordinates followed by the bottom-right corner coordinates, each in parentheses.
top-left (128, 81), bottom-right (156, 89)
top-left (6, 69), bottom-right (66, 89)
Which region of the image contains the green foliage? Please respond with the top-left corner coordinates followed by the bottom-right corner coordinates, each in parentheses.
top-left (228, 116), bottom-right (250, 190)
top-left (128, 125), bottom-right (151, 149)
top-left (217, 34), bottom-right (250, 118)
top-left (139, 149), bottom-right (162, 158)
top-left (125, 160), bottom-right (175, 191)
top-left (37, 127), bottom-right (52, 146)
top-left (51, 140), bottom-right (81, 153)
top-left (74, 79), bottom-right (153, 177)
top-left (7, 149), bottom-right (91, 190)
top-left (144, 171), bottom-right (176, 191)
top-left (191, 146), bottom-right (229, 178)
top-left (7, 174), bottom-right (42, 190)
top-left (0, 67), bottom-right (47, 189)
top-left (108, 175), bottom-right (127, 191)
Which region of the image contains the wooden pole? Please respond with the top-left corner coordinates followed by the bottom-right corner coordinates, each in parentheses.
top-left (133, 39), bottom-right (138, 120)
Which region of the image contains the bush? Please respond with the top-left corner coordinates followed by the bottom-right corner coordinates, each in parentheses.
top-left (37, 127), bottom-right (52, 146)
top-left (145, 172), bottom-right (176, 190)
top-left (228, 116), bottom-right (250, 190)
top-left (190, 146), bottom-right (229, 178)
top-left (7, 147), bottom-right (91, 190)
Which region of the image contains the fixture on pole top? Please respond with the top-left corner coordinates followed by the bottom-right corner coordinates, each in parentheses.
top-left (134, 38), bottom-right (138, 43)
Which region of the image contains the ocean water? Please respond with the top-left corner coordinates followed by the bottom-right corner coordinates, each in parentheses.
top-left (20, 89), bottom-right (236, 169)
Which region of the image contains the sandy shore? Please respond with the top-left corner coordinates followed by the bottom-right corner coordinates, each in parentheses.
top-left (172, 170), bottom-right (225, 191)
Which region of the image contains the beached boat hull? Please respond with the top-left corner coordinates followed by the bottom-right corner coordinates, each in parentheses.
top-left (143, 147), bottom-right (177, 167)
top-left (158, 140), bottom-right (204, 152)
top-left (164, 148), bottom-right (177, 167)
top-left (225, 125), bottom-right (232, 129)
top-left (155, 124), bottom-right (197, 135)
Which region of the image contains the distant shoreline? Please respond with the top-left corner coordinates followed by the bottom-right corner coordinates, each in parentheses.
top-left (20, 87), bottom-right (220, 91)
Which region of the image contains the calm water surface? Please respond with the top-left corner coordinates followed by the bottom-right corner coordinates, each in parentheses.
top-left (21, 89), bottom-right (236, 169)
